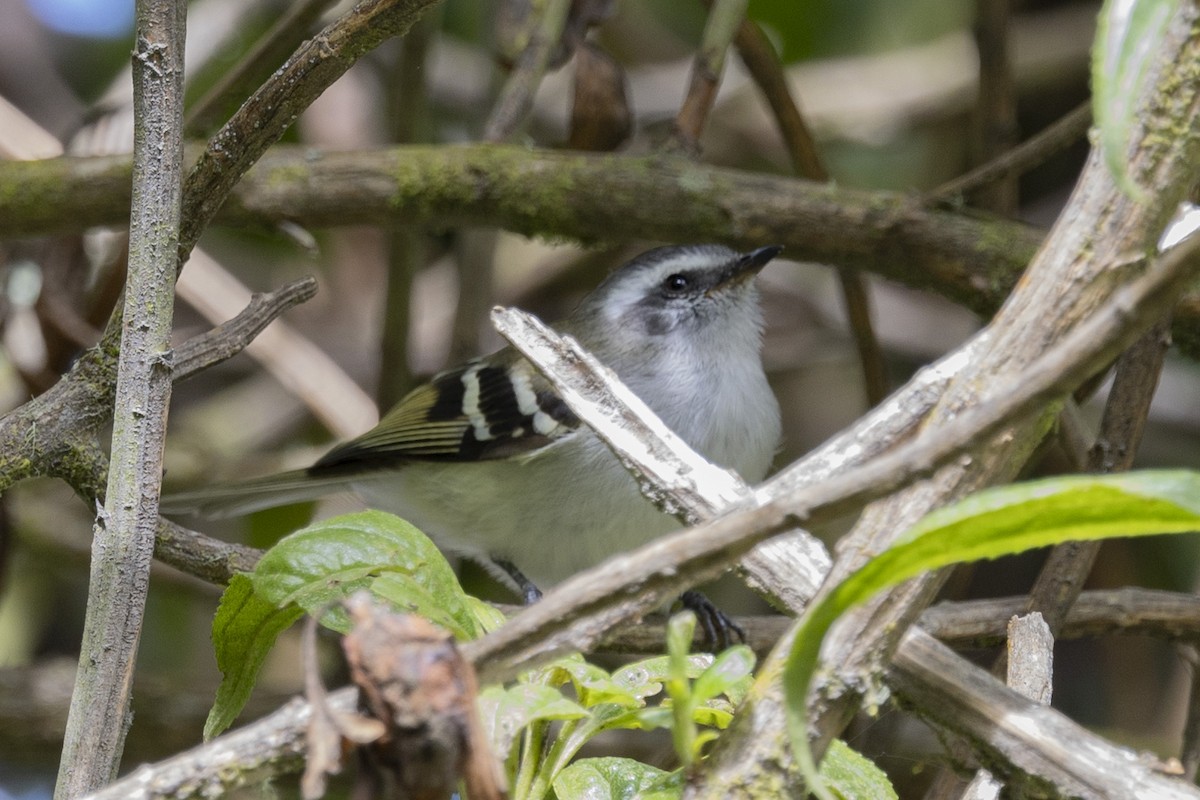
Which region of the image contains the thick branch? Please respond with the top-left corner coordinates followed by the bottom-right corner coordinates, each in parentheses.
top-left (0, 146), bottom-right (1037, 317)
top-left (14, 144), bottom-right (1200, 360)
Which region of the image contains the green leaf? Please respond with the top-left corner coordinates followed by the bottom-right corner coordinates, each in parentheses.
top-left (691, 645), bottom-right (755, 707)
top-left (477, 684), bottom-right (588, 762)
top-left (690, 706), bottom-right (734, 730)
top-left (466, 595), bottom-right (510, 633)
top-left (552, 757), bottom-right (679, 800)
top-left (819, 740), bottom-right (898, 800)
top-left (205, 574), bottom-right (304, 738)
top-left (252, 510), bottom-right (481, 638)
top-left (785, 470), bottom-right (1200, 800)
top-left (207, 512), bottom-right (487, 738)
top-left (1093, 0), bottom-right (1178, 198)
top-left (611, 653), bottom-right (714, 701)
top-left (369, 572), bottom-right (474, 639)
top-left (533, 654), bottom-right (641, 708)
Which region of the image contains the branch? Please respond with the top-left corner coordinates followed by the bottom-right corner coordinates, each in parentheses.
top-left (673, 0), bottom-right (746, 150)
top-left (81, 692), bottom-right (357, 800)
top-left (891, 627), bottom-right (1195, 800)
top-left (1019, 319), bottom-right (1170, 637)
top-left (969, 0), bottom-right (1019, 215)
top-left (16, 142), bottom-right (1200, 361)
top-left (922, 588), bottom-right (1200, 648)
top-left (601, 587), bottom-right (1200, 655)
top-left (172, 276), bottom-right (318, 381)
top-left (56, 0), bottom-right (186, 794)
top-left (183, 0), bottom-right (337, 136)
top-left (927, 101), bottom-right (1091, 203)
top-left (482, 0), bottom-right (570, 142)
top-left (959, 613), bottom-right (1053, 800)
top-left (0, 146), bottom-right (1038, 317)
top-left (731, 15), bottom-right (886, 406)
top-left (178, 0), bottom-right (444, 264)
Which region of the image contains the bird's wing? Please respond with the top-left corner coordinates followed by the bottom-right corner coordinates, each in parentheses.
top-left (310, 359), bottom-right (581, 475)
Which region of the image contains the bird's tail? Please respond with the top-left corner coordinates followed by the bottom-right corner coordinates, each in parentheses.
top-left (160, 469), bottom-right (354, 518)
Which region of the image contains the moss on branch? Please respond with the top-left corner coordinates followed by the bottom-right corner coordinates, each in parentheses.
top-left (7, 144), bottom-right (1200, 357)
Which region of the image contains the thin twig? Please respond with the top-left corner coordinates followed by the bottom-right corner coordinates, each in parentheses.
top-left (673, 0), bottom-right (747, 150)
top-left (1021, 320), bottom-right (1171, 635)
top-left (172, 275), bottom-right (318, 382)
top-left (378, 11), bottom-right (437, 409)
top-left (921, 588), bottom-right (1200, 648)
top-left (482, 0), bottom-right (571, 142)
top-left (731, 17), bottom-right (823, 178)
top-left (1181, 646), bottom-right (1200, 781)
top-left (970, 0), bottom-right (1019, 215)
top-left (179, 0), bottom-right (444, 266)
top-left (56, 0), bottom-right (187, 795)
top-left (731, 15), bottom-right (887, 405)
top-left (602, 587), bottom-right (1200, 656)
top-left (184, 0), bottom-right (337, 136)
top-left (471, 0), bottom-right (572, 371)
top-left (926, 101), bottom-right (1091, 203)
top-left (175, 251), bottom-right (377, 438)
top-left (153, 518), bottom-right (262, 585)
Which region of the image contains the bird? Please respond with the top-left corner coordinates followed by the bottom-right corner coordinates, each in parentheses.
top-left (164, 243), bottom-right (782, 637)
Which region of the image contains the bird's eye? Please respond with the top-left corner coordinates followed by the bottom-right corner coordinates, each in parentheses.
top-left (663, 273), bottom-right (690, 293)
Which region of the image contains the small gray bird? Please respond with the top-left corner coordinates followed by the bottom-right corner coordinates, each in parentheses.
top-left (165, 244), bottom-right (782, 623)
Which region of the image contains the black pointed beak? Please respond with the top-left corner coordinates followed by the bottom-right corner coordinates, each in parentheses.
top-left (717, 245), bottom-right (783, 289)
top-left (741, 245), bottom-right (783, 272)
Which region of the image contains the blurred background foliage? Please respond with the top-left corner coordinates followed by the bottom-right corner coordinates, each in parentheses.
top-left (1, 0), bottom-right (1198, 797)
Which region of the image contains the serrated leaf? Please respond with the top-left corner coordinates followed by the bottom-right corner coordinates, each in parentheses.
top-left (819, 740), bottom-right (898, 800)
top-left (1093, 0), bottom-right (1178, 198)
top-left (552, 757), bottom-right (679, 800)
top-left (785, 470), bottom-right (1200, 800)
top-left (205, 574), bottom-right (305, 738)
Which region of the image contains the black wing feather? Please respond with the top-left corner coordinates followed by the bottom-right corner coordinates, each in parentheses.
top-left (310, 360), bottom-right (580, 477)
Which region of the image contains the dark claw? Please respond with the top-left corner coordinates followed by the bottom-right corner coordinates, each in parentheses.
top-left (494, 559), bottom-right (543, 605)
top-left (679, 590), bottom-right (744, 651)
